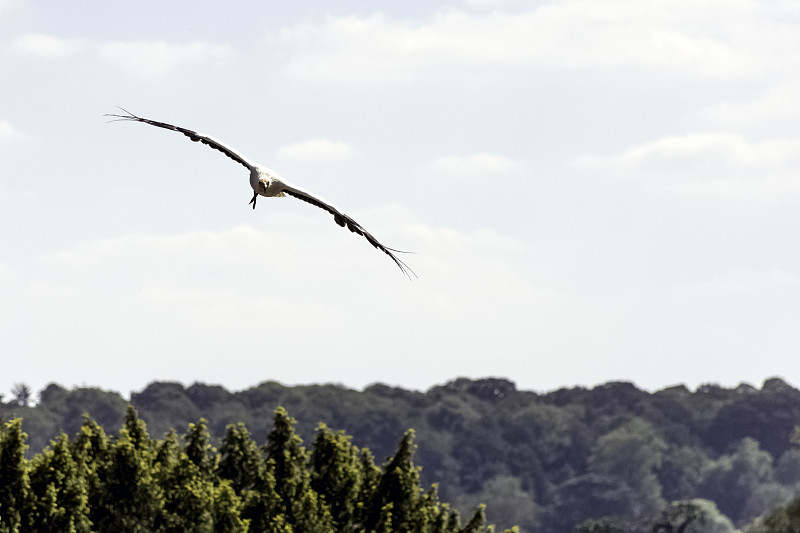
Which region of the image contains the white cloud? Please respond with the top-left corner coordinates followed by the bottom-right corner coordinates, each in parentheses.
top-left (4, 211), bottom-right (800, 395)
top-left (0, 120), bottom-right (25, 143)
top-left (429, 152), bottom-right (520, 175)
top-left (97, 40), bottom-right (233, 79)
top-left (677, 268), bottom-right (798, 296)
top-left (279, 0), bottom-right (800, 82)
top-left (276, 139), bottom-right (353, 163)
top-left (0, 212), bottom-right (576, 393)
top-left (7, 32), bottom-right (233, 78)
top-left (577, 133), bottom-right (800, 174)
top-left (463, 0), bottom-right (532, 9)
top-left (670, 175), bottom-right (800, 202)
top-left (575, 133), bottom-right (800, 203)
top-left (10, 33), bottom-right (85, 58)
top-left (607, 268), bottom-right (800, 386)
top-left (703, 80), bottom-right (800, 130)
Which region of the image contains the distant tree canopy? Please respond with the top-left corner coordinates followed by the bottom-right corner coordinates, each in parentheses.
top-left (3, 376), bottom-right (800, 532)
top-left (0, 407), bottom-right (512, 533)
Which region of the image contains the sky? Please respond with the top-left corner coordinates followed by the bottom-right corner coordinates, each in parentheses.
top-left (1, 0), bottom-right (800, 400)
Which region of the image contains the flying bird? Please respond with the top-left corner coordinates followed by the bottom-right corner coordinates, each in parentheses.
top-left (106, 109), bottom-right (415, 278)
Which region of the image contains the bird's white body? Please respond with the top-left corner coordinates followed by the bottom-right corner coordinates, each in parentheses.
top-left (107, 109), bottom-right (414, 278)
top-left (250, 167), bottom-right (287, 198)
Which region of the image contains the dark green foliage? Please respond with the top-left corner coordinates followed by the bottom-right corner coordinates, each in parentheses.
top-left (72, 414), bottom-right (111, 530)
top-left (0, 419), bottom-right (30, 532)
top-left (0, 407), bottom-right (508, 532)
top-left (461, 505), bottom-right (492, 533)
top-left (649, 499), bottom-right (735, 533)
top-left (651, 501), bottom-right (705, 533)
top-left (7, 376), bottom-right (800, 531)
top-left (704, 382), bottom-right (800, 457)
top-left (211, 481), bottom-right (247, 533)
top-left (184, 419), bottom-right (217, 480)
top-left (156, 426), bottom-right (218, 532)
top-left (27, 433), bottom-right (90, 532)
top-left (310, 424), bottom-right (360, 527)
top-left (762, 497), bottom-right (800, 533)
top-left (217, 423), bottom-right (262, 494)
top-left (696, 437), bottom-right (780, 522)
top-left (368, 430), bottom-right (422, 532)
top-left (263, 407), bottom-right (334, 532)
top-left (95, 407), bottom-right (163, 532)
top-left (354, 446), bottom-right (382, 527)
top-left (574, 516), bottom-right (631, 533)
top-left (548, 474), bottom-right (635, 532)
top-left (587, 419), bottom-right (667, 519)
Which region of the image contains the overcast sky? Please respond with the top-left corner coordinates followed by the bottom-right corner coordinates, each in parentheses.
top-left (2, 0), bottom-right (799, 399)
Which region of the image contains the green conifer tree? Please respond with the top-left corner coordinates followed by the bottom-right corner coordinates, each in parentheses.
top-left (0, 406), bottom-right (512, 532)
top-left (217, 423), bottom-right (263, 494)
top-left (123, 405), bottom-right (150, 452)
top-left (159, 454), bottom-right (215, 533)
top-left (94, 406), bottom-right (163, 532)
top-left (184, 419), bottom-right (217, 481)
top-left (264, 407), bottom-right (334, 533)
top-left (212, 481), bottom-right (249, 533)
top-left (353, 447), bottom-right (381, 527)
top-left (72, 415), bottom-right (110, 467)
top-left (71, 415), bottom-right (110, 531)
top-left (27, 433), bottom-right (90, 532)
top-left (434, 501), bottom-right (464, 533)
top-left (241, 466), bottom-right (286, 533)
top-left (310, 423), bottom-right (361, 529)
top-left (154, 430), bottom-right (180, 483)
top-left (369, 429), bottom-right (424, 533)
top-left (461, 505), bottom-right (491, 533)
top-left (0, 419), bottom-right (30, 533)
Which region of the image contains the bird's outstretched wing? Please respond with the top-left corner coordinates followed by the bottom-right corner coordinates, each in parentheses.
top-left (281, 183), bottom-right (417, 279)
top-left (107, 108), bottom-right (416, 278)
top-left (105, 108), bottom-right (257, 171)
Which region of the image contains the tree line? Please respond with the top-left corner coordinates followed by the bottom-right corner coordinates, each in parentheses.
top-left (3, 376), bottom-right (800, 531)
top-left (0, 406), bottom-right (509, 532)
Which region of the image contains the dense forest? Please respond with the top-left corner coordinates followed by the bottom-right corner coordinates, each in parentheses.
top-left (0, 406), bottom-right (507, 532)
top-left (2, 377), bottom-right (800, 532)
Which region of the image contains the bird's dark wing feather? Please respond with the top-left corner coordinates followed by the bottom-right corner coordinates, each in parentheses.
top-left (282, 186), bottom-right (416, 279)
top-left (105, 108), bottom-right (256, 171)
